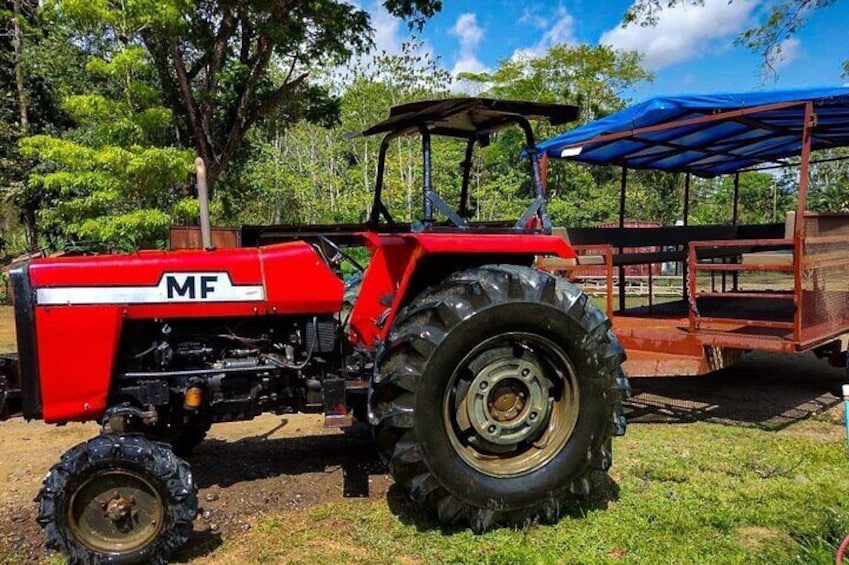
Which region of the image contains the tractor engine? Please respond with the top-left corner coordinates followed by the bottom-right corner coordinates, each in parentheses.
top-left (110, 315), bottom-right (368, 430)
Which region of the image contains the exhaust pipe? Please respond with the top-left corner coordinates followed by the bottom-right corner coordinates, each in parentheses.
top-left (195, 157), bottom-right (212, 250)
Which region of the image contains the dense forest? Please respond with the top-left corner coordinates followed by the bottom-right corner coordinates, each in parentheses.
top-left (0, 0), bottom-right (846, 257)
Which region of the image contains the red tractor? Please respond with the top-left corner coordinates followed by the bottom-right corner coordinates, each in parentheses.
top-left (0, 98), bottom-right (628, 564)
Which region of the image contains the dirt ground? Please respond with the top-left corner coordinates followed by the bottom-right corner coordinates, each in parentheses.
top-left (0, 302), bottom-right (846, 563)
top-left (0, 413), bottom-right (391, 563)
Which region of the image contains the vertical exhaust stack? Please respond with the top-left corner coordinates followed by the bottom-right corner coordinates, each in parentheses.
top-left (195, 157), bottom-right (212, 250)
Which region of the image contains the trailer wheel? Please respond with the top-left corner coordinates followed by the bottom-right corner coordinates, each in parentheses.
top-left (370, 265), bottom-right (628, 532)
top-left (36, 435), bottom-right (197, 565)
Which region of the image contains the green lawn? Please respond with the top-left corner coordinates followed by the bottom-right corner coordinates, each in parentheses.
top-left (197, 414), bottom-right (849, 565)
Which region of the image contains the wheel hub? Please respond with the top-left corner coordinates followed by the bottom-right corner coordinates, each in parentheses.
top-left (102, 491), bottom-right (136, 524)
top-left (467, 357), bottom-right (553, 446)
top-left (443, 333), bottom-right (581, 478)
top-left (68, 469), bottom-right (164, 554)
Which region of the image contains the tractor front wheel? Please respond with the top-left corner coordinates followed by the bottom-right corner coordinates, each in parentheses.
top-left (370, 265), bottom-right (628, 532)
top-left (36, 435), bottom-right (197, 564)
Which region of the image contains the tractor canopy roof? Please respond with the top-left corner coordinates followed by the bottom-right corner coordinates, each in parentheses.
top-left (537, 86), bottom-right (849, 178)
top-left (359, 97), bottom-right (579, 139)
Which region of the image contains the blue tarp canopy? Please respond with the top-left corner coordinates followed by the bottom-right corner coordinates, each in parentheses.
top-left (537, 87), bottom-right (849, 178)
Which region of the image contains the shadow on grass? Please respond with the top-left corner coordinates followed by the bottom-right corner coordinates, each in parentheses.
top-left (626, 351), bottom-right (844, 430)
top-left (385, 472), bottom-right (620, 534)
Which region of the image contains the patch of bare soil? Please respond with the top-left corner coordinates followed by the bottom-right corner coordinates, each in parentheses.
top-left (736, 526), bottom-right (791, 550)
top-left (0, 415), bottom-right (389, 564)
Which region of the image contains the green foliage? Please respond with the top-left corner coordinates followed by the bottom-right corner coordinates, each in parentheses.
top-left (458, 44), bottom-right (653, 227)
top-left (18, 23), bottom-right (194, 252)
top-left (460, 44), bottom-right (652, 124)
top-left (689, 172), bottom-right (798, 225)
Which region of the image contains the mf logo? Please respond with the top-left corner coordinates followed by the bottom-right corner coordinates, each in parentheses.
top-left (165, 274), bottom-right (219, 299)
top-left (156, 272), bottom-right (264, 302)
top-left (36, 272), bottom-right (265, 305)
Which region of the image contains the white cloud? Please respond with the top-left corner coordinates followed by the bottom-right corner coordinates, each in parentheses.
top-left (369, 1), bottom-right (402, 54)
top-left (600, 0), bottom-right (759, 70)
top-left (450, 13), bottom-right (488, 75)
top-left (512, 5), bottom-right (576, 59)
top-left (768, 37), bottom-right (801, 71)
top-left (519, 7), bottom-right (549, 30)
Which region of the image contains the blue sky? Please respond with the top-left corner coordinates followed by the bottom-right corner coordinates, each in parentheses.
top-left (365, 0), bottom-right (849, 103)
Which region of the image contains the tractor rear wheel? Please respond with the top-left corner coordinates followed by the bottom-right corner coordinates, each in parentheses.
top-left (36, 435), bottom-right (197, 564)
top-left (370, 265), bottom-right (628, 532)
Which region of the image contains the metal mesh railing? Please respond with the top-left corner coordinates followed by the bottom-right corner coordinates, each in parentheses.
top-left (799, 213), bottom-right (849, 345)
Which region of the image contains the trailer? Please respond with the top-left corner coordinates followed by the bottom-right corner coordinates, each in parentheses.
top-left (536, 87), bottom-right (849, 377)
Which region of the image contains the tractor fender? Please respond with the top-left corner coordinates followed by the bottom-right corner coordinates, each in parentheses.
top-left (347, 232), bottom-right (576, 349)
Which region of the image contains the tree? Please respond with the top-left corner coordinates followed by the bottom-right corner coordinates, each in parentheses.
top-left (460, 44), bottom-right (650, 124)
top-left (50, 0), bottom-right (442, 198)
top-left (623, 0), bottom-right (842, 72)
top-left (0, 0), bottom-right (74, 251)
top-left (240, 39), bottom-right (454, 227)
top-left (459, 44), bottom-right (653, 227)
top-left (20, 41), bottom-right (194, 251)
top-left (689, 172), bottom-right (796, 225)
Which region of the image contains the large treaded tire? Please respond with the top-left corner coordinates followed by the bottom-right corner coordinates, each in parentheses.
top-left (369, 264), bottom-right (629, 532)
top-left (36, 435), bottom-right (197, 565)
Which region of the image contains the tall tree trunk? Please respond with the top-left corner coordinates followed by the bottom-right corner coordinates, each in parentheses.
top-left (12, 0), bottom-right (37, 251)
top-left (12, 0), bottom-right (28, 135)
top-left (272, 128), bottom-right (282, 224)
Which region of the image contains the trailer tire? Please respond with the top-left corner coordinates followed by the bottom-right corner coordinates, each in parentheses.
top-left (36, 435), bottom-right (197, 565)
top-left (370, 265), bottom-right (628, 532)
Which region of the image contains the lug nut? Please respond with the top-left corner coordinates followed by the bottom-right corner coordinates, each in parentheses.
top-left (487, 425), bottom-right (497, 433)
top-left (529, 412), bottom-right (538, 420)
top-left (521, 368), bottom-right (530, 377)
top-left (479, 382), bottom-right (488, 390)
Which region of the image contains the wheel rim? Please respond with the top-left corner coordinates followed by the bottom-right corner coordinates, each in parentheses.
top-left (67, 468), bottom-right (165, 555)
top-left (443, 332), bottom-right (580, 478)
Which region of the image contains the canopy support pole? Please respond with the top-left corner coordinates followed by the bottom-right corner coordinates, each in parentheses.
top-left (732, 172), bottom-right (740, 225)
top-left (793, 101), bottom-right (814, 342)
top-left (731, 172), bottom-right (741, 292)
top-left (618, 167), bottom-right (627, 313)
top-left (796, 101), bottom-right (814, 237)
top-left (682, 173), bottom-right (691, 300)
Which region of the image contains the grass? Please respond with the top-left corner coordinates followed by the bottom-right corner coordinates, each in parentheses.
top-left (197, 417), bottom-right (849, 565)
